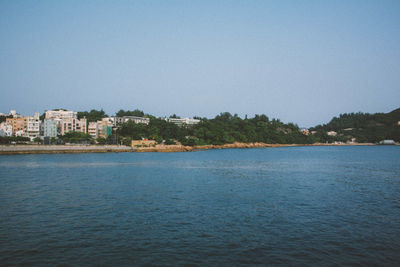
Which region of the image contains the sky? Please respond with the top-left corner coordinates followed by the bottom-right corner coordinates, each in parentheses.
top-left (0, 0), bottom-right (399, 127)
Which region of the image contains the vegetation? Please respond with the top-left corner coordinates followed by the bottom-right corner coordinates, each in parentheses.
top-left (59, 131), bottom-right (94, 144)
top-left (310, 108), bottom-right (400, 143)
top-left (0, 136), bottom-right (30, 144)
top-left (2, 107), bottom-right (398, 146)
top-left (33, 137), bottom-right (42, 144)
top-left (77, 109), bottom-right (108, 122)
top-left (117, 112), bottom-right (316, 146)
top-left (116, 109), bottom-right (145, 117)
top-left (0, 115), bottom-right (12, 123)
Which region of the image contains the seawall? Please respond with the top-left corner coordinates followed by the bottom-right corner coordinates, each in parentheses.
top-left (0, 145), bottom-right (134, 155)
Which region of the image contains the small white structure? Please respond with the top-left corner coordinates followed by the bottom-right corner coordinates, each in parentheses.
top-left (327, 131), bottom-right (337, 136)
top-left (379, 140), bottom-right (395, 145)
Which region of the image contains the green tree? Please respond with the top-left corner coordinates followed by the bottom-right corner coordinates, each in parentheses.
top-left (33, 137), bottom-right (42, 144)
top-left (77, 109), bottom-right (108, 122)
top-left (116, 109), bottom-right (145, 117)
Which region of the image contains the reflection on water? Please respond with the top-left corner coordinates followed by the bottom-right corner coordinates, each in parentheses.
top-left (0, 146), bottom-right (400, 265)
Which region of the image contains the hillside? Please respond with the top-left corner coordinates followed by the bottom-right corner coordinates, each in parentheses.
top-left (310, 108), bottom-right (400, 142)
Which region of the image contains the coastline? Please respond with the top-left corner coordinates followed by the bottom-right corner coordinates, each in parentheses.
top-left (0, 145), bottom-right (134, 155)
top-left (0, 142), bottom-right (380, 155)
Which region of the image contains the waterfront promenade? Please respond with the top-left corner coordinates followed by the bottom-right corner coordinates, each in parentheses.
top-left (0, 145), bottom-right (134, 154)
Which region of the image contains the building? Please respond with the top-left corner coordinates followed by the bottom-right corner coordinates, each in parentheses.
top-left (6, 117), bottom-right (27, 136)
top-left (110, 116), bottom-right (150, 126)
top-left (0, 122), bottom-right (12, 136)
top-left (26, 113), bottom-right (41, 140)
top-left (300, 128), bottom-right (309, 135)
top-left (8, 110), bottom-right (23, 118)
top-left (45, 109), bottom-right (77, 120)
top-left (379, 140), bottom-right (396, 145)
top-left (42, 119), bottom-right (58, 138)
top-left (88, 122), bottom-right (98, 139)
top-left (327, 131), bottom-right (337, 136)
top-left (96, 119), bottom-right (113, 138)
top-left (61, 118), bottom-right (87, 135)
top-left (165, 117), bottom-right (200, 127)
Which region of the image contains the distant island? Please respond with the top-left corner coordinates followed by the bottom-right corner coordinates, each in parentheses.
top-left (0, 108), bottom-right (399, 150)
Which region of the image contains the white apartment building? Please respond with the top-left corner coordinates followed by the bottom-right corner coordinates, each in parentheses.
top-left (165, 117), bottom-right (200, 127)
top-left (0, 122), bottom-right (12, 136)
top-left (109, 116), bottom-right (150, 126)
top-left (42, 119), bottom-right (58, 138)
top-left (61, 118), bottom-right (87, 135)
top-left (45, 109), bottom-right (77, 120)
top-left (26, 113), bottom-right (41, 140)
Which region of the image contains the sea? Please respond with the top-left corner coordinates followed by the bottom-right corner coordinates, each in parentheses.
top-left (0, 146), bottom-right (399, 265)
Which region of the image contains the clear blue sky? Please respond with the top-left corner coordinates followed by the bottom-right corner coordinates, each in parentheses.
top-left (1, 0), bottom-right (399, 127)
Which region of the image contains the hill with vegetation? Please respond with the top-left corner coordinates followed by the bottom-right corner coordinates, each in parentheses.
top-left (310, 108), bottom-right (400, 143)
top-left (116, 112), bottom-right (316, 146)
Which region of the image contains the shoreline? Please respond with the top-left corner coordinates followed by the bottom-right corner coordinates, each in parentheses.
top-left (0, 142), bottom-right (382, 155)
top-left (0, 145), bottom-right (134, 155)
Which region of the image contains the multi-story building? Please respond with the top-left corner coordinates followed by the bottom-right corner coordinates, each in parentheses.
top-left (26, 113), bottom-right (41, 140)
top-left (104, 116), bottom-right (150, 126)
top-left (45, 109), bottom-right (77, 120)
top-left (96, 119), bottom-right (113, 138)
top-left (116, 116), bottom-right (150, 125)
top-left (61, 118), bottom-right (87, 135)
top-left (88, 122), bottom-right (98, 139)
top-left (6, 117), bottom-right (27, 136)
top-left (165, 117), bottom-right (200, 127)
top-left (42, 119), bottom-right (58, 138)
top-left (0, 122), bottom-right (13, 136)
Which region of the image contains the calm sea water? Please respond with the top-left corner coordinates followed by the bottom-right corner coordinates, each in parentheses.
top-left (0, 146), bottom-right (399, 265)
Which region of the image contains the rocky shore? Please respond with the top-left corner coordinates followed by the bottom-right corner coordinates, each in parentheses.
top-left (0, 142), bottom-right (379, 155)
top-left (134, 142), bottom-right (376, 152)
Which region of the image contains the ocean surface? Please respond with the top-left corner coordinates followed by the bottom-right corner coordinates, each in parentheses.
top-left (0, 146), bottom-right (400, 265)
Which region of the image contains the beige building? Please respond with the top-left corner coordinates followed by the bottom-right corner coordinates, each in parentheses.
top-left (61, 118), bottom-right (87, 135)
top-left (6, 117), bottom-right (27, 136)
top-left (45, 109), bottom-right (77, 120)
top-left (97, 119), bottom-right (113, 138)
top-left (88, 122), bottom-right (98, 139)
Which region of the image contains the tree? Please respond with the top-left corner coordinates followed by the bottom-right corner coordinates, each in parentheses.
top-left (33, 137), bottom-right (42, 144)
top-left (96, 137), bottom-right (106, 145)
top-left (77, 109), bottom-right (108, 122)
top-left (116, 109), bottom-right (145, 117)
top-left (61, 131), bottom-right (93, 144)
